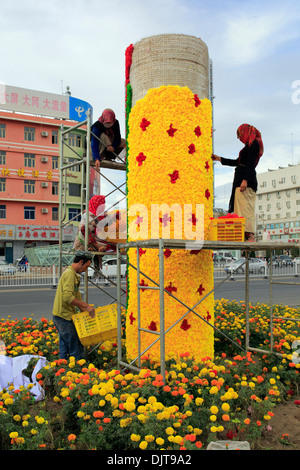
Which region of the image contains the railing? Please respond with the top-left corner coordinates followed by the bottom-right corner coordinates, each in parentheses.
top-left (0, 265), bottom-right (124, 288)
top-left (213, 260), bottom-right (300, 280)
top-left (0, 261), bottom-right (299, 288)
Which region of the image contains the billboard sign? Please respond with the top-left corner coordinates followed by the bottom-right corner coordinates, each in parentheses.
top-left (0, 83), bottom-right (92, 122)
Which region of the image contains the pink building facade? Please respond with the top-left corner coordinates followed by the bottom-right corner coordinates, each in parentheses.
top-left (0, 111), bottom-right (77, 262)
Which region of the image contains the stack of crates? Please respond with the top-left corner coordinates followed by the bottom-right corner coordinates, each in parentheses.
top-left (210, 214), bottom-right (245, 242)
top-left (72, 303), bottom-right (120, 346)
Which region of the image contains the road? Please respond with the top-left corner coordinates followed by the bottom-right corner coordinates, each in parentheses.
top-left (0, 276), bottom-right (299, 321)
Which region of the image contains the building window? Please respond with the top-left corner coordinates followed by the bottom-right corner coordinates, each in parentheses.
top-left (24, 206), bottom-right (35, 220)
top-left (276, 191), bottom-right (281, 198)
top-left (52, 182), bottom-right (58, 195)
top-left (258, 195), bottom-right (262, 200)
top-left (276, 213), bottom-right (281, 219)
top-left (286, 201), bottom-right (291, 209)
top-left (286, 212), bottom-right (291, 218)
top-left (68, 133), bottom-right (82, 147)
top-left (24, 179), bottom-right (35, 194)
top-left (52, 207), bottom-right (59, 221)
top-left (272, 179), bottom-right (276, 188)
top-left (52, 156), bottom-right (58, 169)
top-left (24, 127), bottom-right (35, 141)
top-left (24, 153), bottom-right (35, 167)
top-left (258, 205), bottom-right (262, 211)
top-left (52, 130), bottom-right (58, 144)
top-left (69, 183), bottom-right (81, 197)
top-left (0, 124), bottom-right (6, 138)
top-left (276, 203), bottom-right (281, 210)
top-left (287, 190), bottom-right (291, 197)
top-left (296, 188), bottom-right (300, 193)
top-left (68, 157), bottom-right (80, 172)
top-left (0, 204), bottom-right (6, 218)
top-left (0, 151), bottom-right (6, 165)
top-left (68, 207), bottom-right (81, 221)
top-left (0, 178), bottom-right (5, 192)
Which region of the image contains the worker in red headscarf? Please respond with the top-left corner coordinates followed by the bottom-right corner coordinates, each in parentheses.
top-left (91, 108), bottom-right (126, 169)
top-left (73, 195), bottom-right (107, 253)
top-left (212, 124), bottom-right (264, 242)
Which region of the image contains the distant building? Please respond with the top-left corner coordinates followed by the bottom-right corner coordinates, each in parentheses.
top-left (255, 163), bottom-right (300, 242)
top-left (0, 110), bottom-right (92, 263)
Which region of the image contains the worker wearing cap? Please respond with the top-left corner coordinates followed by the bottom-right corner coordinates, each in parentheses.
top-left (52, 251), bottom-right (95, 360)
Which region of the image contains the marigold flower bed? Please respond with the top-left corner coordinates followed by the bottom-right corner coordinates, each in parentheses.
top-left (1, 300), bottom-right (300, 450)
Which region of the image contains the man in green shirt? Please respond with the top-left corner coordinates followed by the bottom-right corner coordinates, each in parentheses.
top-left (53, 252), bottom-right (95, 360)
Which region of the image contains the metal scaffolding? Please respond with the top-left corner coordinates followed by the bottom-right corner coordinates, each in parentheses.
top-left (115, 239), bottom-right (300, 380)
top-left (58, 108), bottom-right (126, 306)
top-left (58, 112), bottom-right (300, 376)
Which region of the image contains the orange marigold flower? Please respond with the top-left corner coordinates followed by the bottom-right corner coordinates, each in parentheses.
top-left (68, 434), bottom-right (76, 441)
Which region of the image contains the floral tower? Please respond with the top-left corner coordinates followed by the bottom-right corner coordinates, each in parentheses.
top-left (125, 36), bottom-right (214, 363)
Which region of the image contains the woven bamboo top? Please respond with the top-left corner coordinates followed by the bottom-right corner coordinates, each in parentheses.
top-left (130, 34), bottom-right (209, 105)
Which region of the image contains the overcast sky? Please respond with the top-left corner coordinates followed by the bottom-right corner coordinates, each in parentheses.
top-left (1, 0), bottom-right (300, 209)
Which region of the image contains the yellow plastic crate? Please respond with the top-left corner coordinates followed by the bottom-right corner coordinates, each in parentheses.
top-left (210, 215), bottom-right (245, 242)
top-left (72, 304), bottom-right (118, 347)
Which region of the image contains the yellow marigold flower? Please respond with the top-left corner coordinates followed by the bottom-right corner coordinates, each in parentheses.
top-left (145, 435), bottom-right (155, 442)
top-left (165, 427), bottom-right (174, 435)
top-left (210, 406), bottom-right (219, 414)
top-left (31, 429), bottom-right (38, 435)
top-left (130, 434), bottom-right (141, 442)
top-left (195, 397), bottom-right (204, 405)
top-left (4, 398), bottom-right (13, 405)
top-left (22, 420), bottom-right (29, 427)
top-left (77, 411), bottom-right (85, 418)
top-left (210, 415), bottom-right (217, 422)
top-left (210, 426), bottom-right (217, 433)
top-left (270, 378), bottom-right (276, 385)
top-left (156, 437), bottom-right (164, 446)
top-left (36, 417), bottom-right (45, 424)
top-left (221, 403), bottom-right (230, 412)
top-left (148, 396), bottom-right (157, 404)
top-left (210, 386), bottom-right (219, 395)
top-left (13, 415), bottom-right (21, 421)
top-left (139, 440), bottom-right (148, 450)
top-left (99, 400), bottom-right (106, 407)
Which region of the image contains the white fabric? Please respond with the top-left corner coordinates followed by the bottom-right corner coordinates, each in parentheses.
top-left (0, 354), bottom-right (48, 401)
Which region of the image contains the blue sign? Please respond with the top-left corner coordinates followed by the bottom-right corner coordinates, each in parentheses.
top-left (69, 96), bottom-right (93, 122)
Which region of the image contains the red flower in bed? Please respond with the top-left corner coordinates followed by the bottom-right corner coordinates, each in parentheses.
top-left (167, 123), bottom-right (177, 137)
top-left (169, 170), bottom-right (179, 183)
top-left (140, 117), bottom-right (151, 131)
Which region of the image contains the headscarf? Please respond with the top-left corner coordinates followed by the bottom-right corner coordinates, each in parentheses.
top-left (237, 123), bottom-right (264, 166)
top-left (98, 109), bottom-right (116, 125)
top-left (89, 195), bottom-right (105, 216)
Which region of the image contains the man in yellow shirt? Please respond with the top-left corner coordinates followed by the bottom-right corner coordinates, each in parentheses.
top-left (53, 251), bottom-right (95, 360)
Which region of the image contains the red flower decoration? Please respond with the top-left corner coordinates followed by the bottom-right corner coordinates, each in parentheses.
top-left (180, 319), bottom-right (191, 331)
top-left (188, 144), bottom-right (196, 154)
top-left (190, 249), bottom-right (201, 255)
top-left (164, 249), bottom-right (172, 258)
top-left (148, 321), bottom-right (157, 331)
top-left (135, 215), bottom-right (143, 227)
top-left (165, 282), bottom-right (177, 294)
top-left (197, 283), bottom-right (205, 296)
top-left (205, 161), bottom-right (210, 171)
top-left (194, 94), bottom-right (201, 107)
top-left (167, 123), bottom-right (177, 137)
top-left (206, 311), bottom-right (211, 322)
top-left (188, 213), bottom-right (198, 226)
top-left (137, 248), bottom-right (146, 257)
top-left (136, 152), bottom-right (146, 166)
top-left (160, 213), bottom-right (171, 227)
top-left (129, 312), bottom-right (136, 324)
top-left (140, 117), bottom-right (151, 131)
top-left (140, 279), bottom-right (148, 292)
top-left (205, 189), bottom-right (210, 200)
top-left (194, 126), bottom-right (201, 137)
top-left (169, 170), bottom-right (179, 184)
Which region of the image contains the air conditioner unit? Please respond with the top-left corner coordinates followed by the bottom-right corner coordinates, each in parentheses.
top-left (41, 208), bottom-right (48, 214)
top-left (41, 131), bottom-right (48, 137)
top-left (41, 182), bottom-right (48, 188)
top-left (41, 156), bottom-right (48, 163)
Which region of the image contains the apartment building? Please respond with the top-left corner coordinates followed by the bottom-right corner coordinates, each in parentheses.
top-left (255, 163), bottom-right (300, 242)
top-left (0, 111), bottom-right (88, 263)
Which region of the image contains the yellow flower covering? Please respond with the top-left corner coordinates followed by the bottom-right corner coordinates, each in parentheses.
top-left (126, 85), bottom-right (214, 363)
